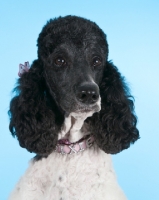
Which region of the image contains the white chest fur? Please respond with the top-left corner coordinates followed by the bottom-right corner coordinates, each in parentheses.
top-left (9, 147), bottom-right (127, 200)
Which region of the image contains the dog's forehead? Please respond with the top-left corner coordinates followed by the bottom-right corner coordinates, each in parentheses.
top-left (45, 27), bottom-right (106, 47)
top-left (38, 16), bottom-right (108, 59)
top-left (52, 41), bottom-right (106, 57)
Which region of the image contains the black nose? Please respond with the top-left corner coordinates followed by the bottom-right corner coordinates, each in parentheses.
top-left (76, 83), bottom-right (99, 104)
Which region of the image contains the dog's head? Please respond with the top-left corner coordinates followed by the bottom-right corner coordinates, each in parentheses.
top-left (38, 16), bottom-right (108, 115)
top-left (9, 16), bottom-right (139, 156)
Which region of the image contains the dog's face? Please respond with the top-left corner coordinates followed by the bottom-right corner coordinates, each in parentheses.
top-left (44, 41), bottom-right (106, 115)
top-left (38, 16), bottom-right (108, 115)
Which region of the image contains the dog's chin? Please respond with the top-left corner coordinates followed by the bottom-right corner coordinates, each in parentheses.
top-left (76, 104), bottom-right (101, 114)
top-left (70, 104), bottom-right (101, 121)
top-left (63, 97), bottom-right (101, 117)
top-left (75, 97), bottom-right (101, 115)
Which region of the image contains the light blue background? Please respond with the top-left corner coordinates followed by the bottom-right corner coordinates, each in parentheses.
top-left (0, 0), bottom-right (159, 199)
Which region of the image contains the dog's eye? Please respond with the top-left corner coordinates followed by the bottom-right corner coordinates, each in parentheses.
top-left (92, 56), bottom-right (102, 67)
top-left (54, 57), bottom-right (67, 67)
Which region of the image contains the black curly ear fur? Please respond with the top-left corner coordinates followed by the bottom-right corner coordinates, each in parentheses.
top-left (9, 60), bottom-right (64, 156)
top-left (89, 61), bottom-right (139, 154)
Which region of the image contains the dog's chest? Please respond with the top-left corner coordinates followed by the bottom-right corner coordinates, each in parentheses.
top-left (24, 148), bottom-right (125, 200)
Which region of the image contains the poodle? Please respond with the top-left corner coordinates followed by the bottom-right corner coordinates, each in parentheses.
top-left (8, 15), bottom-right (139, 200)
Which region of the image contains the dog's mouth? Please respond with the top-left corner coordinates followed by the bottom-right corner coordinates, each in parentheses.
top-left (60, 96), bottom-right (101, 117)
top-left (76, 105), bottom-right (100, 113)
top-left (75, 97), bottom-right (101, 113)
top-left (76, 107), bottom-right (94, 113)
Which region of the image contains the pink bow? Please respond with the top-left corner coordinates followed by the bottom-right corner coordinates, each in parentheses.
top-left (18, 62), bottom-right (30, 77)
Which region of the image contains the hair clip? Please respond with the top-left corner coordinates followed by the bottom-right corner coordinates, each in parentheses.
top-left (18, 62), bottom-right (30, 77)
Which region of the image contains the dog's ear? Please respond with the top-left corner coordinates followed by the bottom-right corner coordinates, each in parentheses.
top-left (9, 60), bottom-right (63, 156)
top-left (91, 61), bottom-right (139, 154)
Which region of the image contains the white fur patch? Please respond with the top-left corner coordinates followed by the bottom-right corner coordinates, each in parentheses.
top-left (58, 97), bottom-right (101, 142)
top-left (8, 147), bottom-right (127, 200)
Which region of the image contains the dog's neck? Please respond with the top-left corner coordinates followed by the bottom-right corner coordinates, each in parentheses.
top-left (58, 111), bottom-right (95, 143)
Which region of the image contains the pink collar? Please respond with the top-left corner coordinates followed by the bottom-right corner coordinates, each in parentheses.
top-left (55, 135), bottom-right (94, 155)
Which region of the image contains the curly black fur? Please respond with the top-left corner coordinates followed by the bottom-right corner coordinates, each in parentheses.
top-left (89, 61), bottom-right (139, 153)
top-left (9, 15), bottom-right (139, 156)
